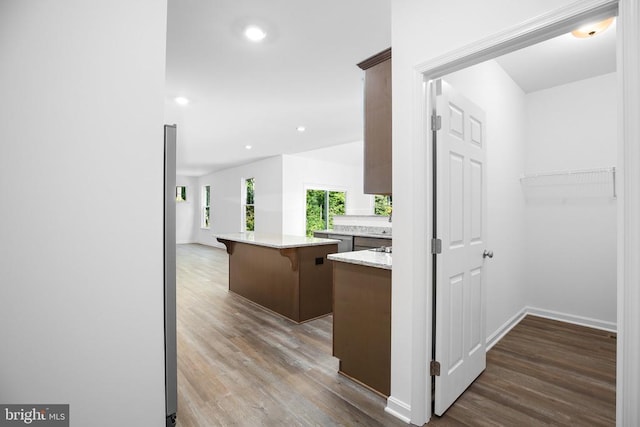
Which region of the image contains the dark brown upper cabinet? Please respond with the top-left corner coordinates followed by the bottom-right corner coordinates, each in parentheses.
top-left (358, 48), bottom-right (392, 195)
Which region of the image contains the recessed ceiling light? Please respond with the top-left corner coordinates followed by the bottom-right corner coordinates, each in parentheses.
top-left (244, 25), bottom-right (266, 42)
top-left (245, 145), bottom-right (252, 150)
top-left (297, 126), bottom-right (306, 132)
top-left (174, 96), bottom-right (189, 105)
top-left (571, 17), bottom-right (614, 38)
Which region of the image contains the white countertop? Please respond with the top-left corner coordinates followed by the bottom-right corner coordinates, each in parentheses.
top-left (328, 249), bottom-right (392, 270)
top-left (215, 232), bottom-right (340, 249)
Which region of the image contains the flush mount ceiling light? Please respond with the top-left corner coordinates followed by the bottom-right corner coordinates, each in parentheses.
top-left (245, 145), bottom-right (252, 150)
top-left (244, 25), bottom-right (267, 42)
top-left (174, 96), bottom-right (189, 106)
top-left (296, 126), bottom-right (306, 133)
top-left (571, 17), bottom-right (614, 38)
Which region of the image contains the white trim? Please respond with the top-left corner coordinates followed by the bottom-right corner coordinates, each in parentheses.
top-left (388, 72), bottom-right (432, 425)
top-left (415, 0), bottom-right (618, 77)
top-left (385, 396), bottom-right (411, 424)
top-left (486, 307), bottom-right (617, 352)
top-left (486, 308), bottom-right (527, 351)
top-left (617, 0), bottom-right (640, 424)
top-left (526, 307), bottom-right (617, 333)
top-left (409, 73), bottom-right (431, 426)
top-left (412, 1), bottom-right (634, 425)
top-left (196, 240), bottom-right (225, 250)
top-left (176, 240), bottom-right (197, 245)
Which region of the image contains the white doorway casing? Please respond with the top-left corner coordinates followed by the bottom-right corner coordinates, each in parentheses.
top-left (387, 0), bottom-right (640, 425)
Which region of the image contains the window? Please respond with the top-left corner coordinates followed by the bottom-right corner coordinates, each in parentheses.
top-left (202, 185), bottom-right (211, 229)
top-left (374, 195), bottom-right (392, 217)
top-left (176, 186), bottom-right (187, 202)
top-left (305, 189), bottom-right (346, 236)
top-left (244, 178), bottom-right (255, 231)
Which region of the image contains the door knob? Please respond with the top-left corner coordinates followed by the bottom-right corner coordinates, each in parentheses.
top-left (483, 250), bottom-right (494, 259)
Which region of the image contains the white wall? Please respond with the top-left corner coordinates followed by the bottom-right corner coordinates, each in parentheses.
top-left (176, 175), bottom-right (198, 244)
top-left (193, 142), bottom-right (374, 244)
top-left (195, 156), bottom-right (283, 247)
top-left (443, 66), bottom-right (618, 335)
top-left (524, 73), bottom-right (617, 326)
top-left (0, 1), bottom-right (167, 426)
top-left (282, 141), bottom-right (374, 236)
top-left (444, 60), bottom-right (528, 341)
top-left (391, 0), bottom-right (577, 423)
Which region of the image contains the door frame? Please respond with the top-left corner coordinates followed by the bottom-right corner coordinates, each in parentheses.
top-left (409, 0), bottom-right (639, 424)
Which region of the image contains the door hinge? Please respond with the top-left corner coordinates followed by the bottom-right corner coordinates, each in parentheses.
top-left (430, 360), bottom-right (441, 376)
top-left (431, 114), bottom-right (441, 131)
top-left (431, 238), bottom-right (442, 255)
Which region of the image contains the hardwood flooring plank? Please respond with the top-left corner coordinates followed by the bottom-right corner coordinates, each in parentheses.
top-left (429, 315), bottom-right (616, 426)
top-left (175, 244), bottom-right (405, 427)
top-left (176, 244), bottom-right (615, 426)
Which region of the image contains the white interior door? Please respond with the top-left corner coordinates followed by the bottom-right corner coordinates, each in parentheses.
top-left (434, 79), bottom-right (488, 415)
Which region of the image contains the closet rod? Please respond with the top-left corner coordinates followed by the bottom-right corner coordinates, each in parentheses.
top-left (520, 166), bottom-right (616, 198)
top-left (520, 166), bottom-right (615, 180)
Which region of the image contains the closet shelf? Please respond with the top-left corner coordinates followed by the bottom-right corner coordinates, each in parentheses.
top-left (520, 167), bottom-right (616, 199)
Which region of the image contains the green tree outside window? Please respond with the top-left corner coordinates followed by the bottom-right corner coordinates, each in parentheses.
top-left (374, 195), bottom-right (392, 216)
top-left (245, 178), bottom-right (255, 231)
top-left (202, 185), bottom-right (211, 228)
top-left (306, 189), bottom-right (346, 236)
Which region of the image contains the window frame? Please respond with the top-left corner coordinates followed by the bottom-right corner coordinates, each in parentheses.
top-left (243, 177), bottom-right (255, 232)
top-left (374, 194), bottom-right (393, 217)
top-left (175, 186), bottom-right (187, 203)
top-left (201, 185), bottom-right (211, 229)
top-left (305, 186), bottom-right (347, 236)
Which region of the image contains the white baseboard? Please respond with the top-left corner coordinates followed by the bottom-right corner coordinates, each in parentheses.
top-left (385, 396), bottom-right (411, 424)
top-left (525, 306), bottom-right (617, 333)
top-left (487, 306), bottom-right (617, 351)
top-left (486, 307), bottom-right (528, 351)
top-left (196, 240), bottom-right (226, 250)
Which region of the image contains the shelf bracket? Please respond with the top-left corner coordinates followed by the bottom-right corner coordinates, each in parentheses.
top-left (217, 239), bottom-right (235, 255)
top-left (279, 248), bottom-right (299, 272)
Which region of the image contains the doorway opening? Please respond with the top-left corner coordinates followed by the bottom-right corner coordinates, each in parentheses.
top-left (430, 19), bottom-right (618, 418)
top-left (410, 0), bottom-right (640, 424)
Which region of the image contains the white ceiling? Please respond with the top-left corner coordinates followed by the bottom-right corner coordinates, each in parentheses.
top-left (165, 0), bottom-right (391, 176)
top-left (165, 2), bottom-right (617, 177)
top-left (495, 20), bottom-right (616, 93)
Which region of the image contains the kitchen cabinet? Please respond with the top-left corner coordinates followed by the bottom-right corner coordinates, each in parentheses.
top-left (358, 48), bottom-right (392, 195)
top-left (353, 236), bottom-right (390, 251)
top-left (330, 259), bottom-right (391, 396)
top-left (313, 232), bottom-right (353, 252)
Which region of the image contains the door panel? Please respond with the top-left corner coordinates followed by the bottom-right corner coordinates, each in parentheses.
top-left (469, 267), bottom-right (483, 354)
top-left (434, 80), bottom-right (488, 416)
top-left (449, 153), bottom-right (465, 245)
top-left (448, 273), bottom-right (464, 371)
top-left (470, 160), bottom-right (483, 242)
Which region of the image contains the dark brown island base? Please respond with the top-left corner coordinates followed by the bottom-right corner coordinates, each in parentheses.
top-left (216, 232), bottom-right (339, 323)
top-left (328, 249), bottom-right (392, 397)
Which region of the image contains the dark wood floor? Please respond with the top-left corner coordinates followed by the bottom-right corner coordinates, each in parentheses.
top-left (176, 243), bottom-right (616, 426)
top-left (428, 316), bottom-right (616, 426)
top-left (176, 243), bottom-right (405, 427)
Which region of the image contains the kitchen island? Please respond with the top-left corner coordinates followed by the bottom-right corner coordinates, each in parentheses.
top-left (328, 249), bottom-right (392, 396)
top-left (215, 232), bottom-right (339, 323)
